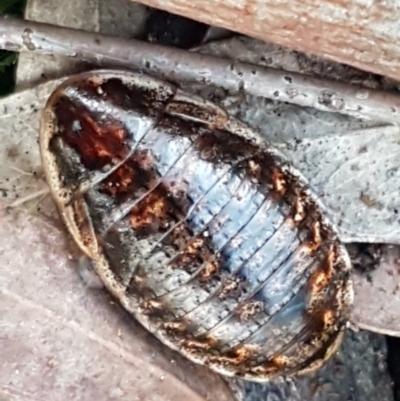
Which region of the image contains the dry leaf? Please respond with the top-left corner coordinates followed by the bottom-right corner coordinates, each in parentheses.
top-left (277, 126), bottom-right (400, 244)
top-left (352, 245), bottom-right (400, 336)
top-left (0, 79), bottom-right (63, 217)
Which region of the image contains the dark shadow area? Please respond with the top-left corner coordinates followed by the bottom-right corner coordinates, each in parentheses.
top-left (141, 8), bottom-right (209, 49)
top-left (0, 0), bottom-right (27, 96)
top-left (387, 336), bottom-right (400, 401)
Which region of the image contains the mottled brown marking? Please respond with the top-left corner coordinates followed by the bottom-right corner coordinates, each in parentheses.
top-left (55, 97), bottom-right (129, 169)
top-left (129, 190), bottom-right (167, 231)
top-left (187, 237), bottom-right (205, 254)
top-left (322, 309), bottom-right (336, 330)
top-left (210, 344), bottom-right (256, 365)
top-left (199, 259), bottom-right (220, 281)
top-left (167, 102), bottom-right (210, 121)
top-left (304, 221), bottom-right (322, 255)
top-left (183, 337), bottom-right (216, 350)
top-left (307, 246), bottom-right (336, 310)
top-left (167, 234), bottom-right (217, 277)
top-left (141, 299), bottom-right (163, 314)
top-left (312, 221), bottom-right (322, 249)
top-left (311, 270), bottom-right (331, 294)
top-left (272, 355), bottom-right (289, 368)
top-left (170, 252), bottom-right (194, 269)
top-left (325, 244), bottom-right (336, 274)
top-left (218, 276), bottom-right (242, 299)
top-left (167, 227), bottom-right (196, 257)
top-left (101, 163), bottom-right (135, 197)
top-left (272, 169), bottom-right (286, 195)
top-left (237, 300), bottom-right (264, 321)
top-left (293, 194), bottom-right (306, 223)
top-left (252, 356), bottom-right (287, 375)
top-left (162, 321), bottom-right (187, 332)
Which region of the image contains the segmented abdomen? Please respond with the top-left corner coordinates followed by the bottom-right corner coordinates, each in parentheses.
top-left (40, 70), bottom-right (352, 381)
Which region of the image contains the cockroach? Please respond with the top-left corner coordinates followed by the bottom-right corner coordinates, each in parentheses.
top-left (39, 70), bottom-right (353, 382)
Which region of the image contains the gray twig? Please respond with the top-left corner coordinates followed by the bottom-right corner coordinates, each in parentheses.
top-left (1, 16), bottom-right (400, 124)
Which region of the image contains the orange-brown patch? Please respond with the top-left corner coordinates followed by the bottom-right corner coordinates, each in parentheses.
top-left (182, 336), bottom-right (216, 350)
top-left (162, 321), bottom-right (187, 332)
top-left (310, 270), bottom-right (330, 292)
top-left (187, 237), bottom-right (205, 254)
top-left (293, 194), bottom-right (306, 223)
top-left (322, 309), bottom-right (336, 330)
top-left (101, 163), bottom-right (135, 196)
top-left (272, 168), bottom-right (286, 195)
top-left (57, 98), bottom-right (129, 169)
top-left (210, 344), bottom-right (257, 365)
top-left (304, 221), bottom-right (322, 255)
top-left (129, 191), bottom-right (167, 230)
top-left (80, 112), bottom-right (126, 159)
top-left (271, 354), bottom-right (289, 368)
top-left (307, 246), bottom-right (336, 310)
top-left (199, 258), bottom-right (220, 281)
top-left (251, 355), bottom-right (288, 375)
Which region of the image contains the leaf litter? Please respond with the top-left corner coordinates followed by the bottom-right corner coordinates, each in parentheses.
top-left (1, 2), bottom-right (399, 399)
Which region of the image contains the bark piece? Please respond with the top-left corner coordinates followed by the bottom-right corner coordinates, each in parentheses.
top-left (132, 0), bottom-right (400, 82)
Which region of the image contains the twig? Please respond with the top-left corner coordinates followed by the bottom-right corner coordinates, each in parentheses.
top-left (1, 16), bottom-right (400, 124)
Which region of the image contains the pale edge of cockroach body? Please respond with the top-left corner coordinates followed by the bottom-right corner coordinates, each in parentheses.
top-left (39, 69), bottom-right (354, 382)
